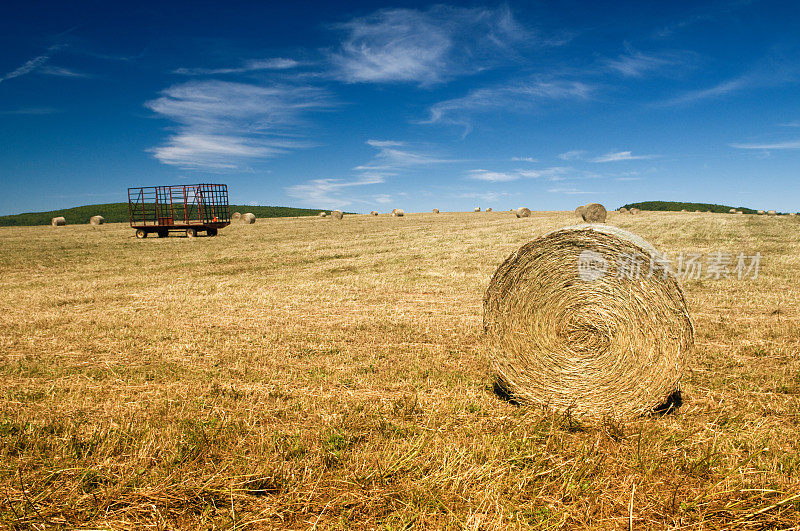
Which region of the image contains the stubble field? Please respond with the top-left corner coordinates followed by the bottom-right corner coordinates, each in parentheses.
top-left (1, 210), bottom-right (799, 529)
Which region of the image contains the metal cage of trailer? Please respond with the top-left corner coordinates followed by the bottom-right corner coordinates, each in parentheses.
top-left (128, 183), bottom-right (230, 238)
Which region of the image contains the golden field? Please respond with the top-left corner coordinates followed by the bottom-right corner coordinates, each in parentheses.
top-left (1, 210), bottom-right (799, 529)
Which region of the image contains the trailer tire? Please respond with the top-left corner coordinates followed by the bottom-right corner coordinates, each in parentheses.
top-left (136, 229), bottom-right (147, 239)
top-left (158, 231), bottom-right (168, 238)
top-left (186, 228), bottom-right (197, 238)
top-left (207, 228), bottom-right (218, 236)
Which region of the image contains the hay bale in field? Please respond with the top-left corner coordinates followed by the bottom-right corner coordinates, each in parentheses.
top-left (694, 210), bottom-right (701, 213)
top-left (51, 216), bottom-right (66, 226)
top-left (484, 224), bottom-right (693, 419)
top-left (630, 208), bottom-right (640, 215)
top-left (729, 208), bottom-right (737, 214)
top-left (331, 210), bottom-right (343, 220)
top-left (736, 211), bottom-right (744, 215)
top-left (241, 212), bottom-right (256, 224)
top-left (581, 203), bottom-right (607, 223)
top-left (89, 215), bottom-right (104, 225)
top-left (515, 207), bottom-right (531, 218)
top-left (486, 207), bottom-right (493, 212)
top-left (767, 210), bottom-right (777, 216)
top-left (574, 205), bottom-right (586, 218)
top-left (318, 211), bottom-right (327, 217)
top-left (619, 207), bottom-right (629, 213)
top-left (474, 207), bottom-right (481, 212)
top-left (392, 209), bottom-right (404, 217)
top-left (790, 213), bottom-right (797, 216)
top-left (370, 211), bottom-right (379, 216)
top-left (232, 212), bottom-right (242, 221)
top-left (681, 209), bottom-right (687, 212)
top-left (758, 210), bottom-right (765, 215)
top-left (432, 208), bottom-right (440, 214)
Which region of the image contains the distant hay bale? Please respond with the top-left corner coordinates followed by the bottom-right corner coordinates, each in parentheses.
top-left (581, 203), bottom-right (607, 223)
top-left (242, 212), bottom-right (256, 224)
top-left (729, 208), bottom-right (737, 214)
top-left (681, 209), bottom-right (687, 212)
top-left (474, 207), bottom-right (481, 212)
top-left (484, 224), bottom-right (693, 419)
top-left (694, 210), bottom-right (701, 213)
top-left (515, 207), bottom-right (531, 218)
top-left (757, 210), bottom-right (765, 215)
top-left (318, 212), bottom-right (327, 217)
top-left (232, 212), bottom-right (242, 221)
top-left (331, 210), bottom-right (343, 220)
top-left (51, 216), bottom-right (66, 226)
top-left (486, 207), bottom-right (493, 212)
top-left (790, 213), bottom-right (797, 216)
top-left (619, 207), bottom-right (629, 213)
top-left (432, 208), bottom-right (440, 214)
top-left (767, 210), bottom-right (777, 216)
top-left (392, 209), bottom-right (404, 217)
top-left (370, 211), bottom-right (379, 216)
top-left (89, 215), bottom-right (104, 225)
top-left (736, 211), bottom-right (744, 215)
top-left (630, 208), bottom-right (640, 215)
top-left (574, 205), bottom-right (586, 218)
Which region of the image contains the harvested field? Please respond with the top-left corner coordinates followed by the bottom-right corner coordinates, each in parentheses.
top-left (1, 211), bottom-right (799, 529)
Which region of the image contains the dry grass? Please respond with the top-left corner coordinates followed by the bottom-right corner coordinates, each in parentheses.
top-left (1, 211), bottom-right (799, 529)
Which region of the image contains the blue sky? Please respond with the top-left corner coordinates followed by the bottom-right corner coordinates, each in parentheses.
top-left (1, 0), bottom-right (799, 215)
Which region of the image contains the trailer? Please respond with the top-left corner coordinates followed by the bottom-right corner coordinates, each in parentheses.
top-left (128, 183), bottom-right (230, 238)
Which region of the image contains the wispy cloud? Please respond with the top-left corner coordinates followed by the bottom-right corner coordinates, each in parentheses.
top-left (424, 78), bottom-right (593, 134)
top-left (0, 55), bottom-right (50, 83)
top-left (591, 150), bottom-right (656, 163)
top-left (547, 187), bottom-right (595, 195)
top-left (558, 150), bottom-right (586, 161)
top-left (173, 58), bottom-right (300, 75)
top-left (660, 76), bottom-right (749, 106)
top-left (0, 107), bottom-right (61, 115)
top-left (730, 140), bottom-right (800, 150)
top-left (457, 191), bottom-right (513, 202)
top-left (285, 174), bottom-right (384, 207)
top-left (0, 45), bottom-right (83, 84)
top-left (354, 139), bottom-right (459, 171)
top-left (604, 45), bottom-right (692, 77)
top-left (330, 5), bottom-right (528, 85)
top-left (778, 121), bottom-right (800, 127)
top-left (467, 166), bottom-right (574, 182)
top-left (511, 156), bottom-right (537, 162)
top-left (145, 80), bottom-right (334, 170)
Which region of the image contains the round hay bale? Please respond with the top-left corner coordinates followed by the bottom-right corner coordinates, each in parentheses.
top-left (241, 212), bottom-right (256, 224)
top-left (370, 211), bottom-right (379, 216)
top-left (484, 224), bottom-right (693, 419)
top-left (432, 208), bottom-right (440, 214)
top-left (318, 212), bottom-right (327, 217)
top-left (729, 208), bottom-right (737, 214)
top-left (392, 209), bottom-right (404, 217)
top-left (767, 210), bottom-right (777, 216)
top-left (694, 210), bottom-right (701, 213)
top-left (630, 208), bottom-right (641, 215)
top-left (474, 207), bottom-right (481, 212)
top-left (515, 207), bottom-right (531, 218)
top-left (331, 210), bottom-right (343, 220)
top-left (736, 211), bottom-right (744, 215)
top-left (574, 205), bottom-right (586, 218)
top-left (581, 203), bottom-right (607, 223)
top-left (486, 207), bottom-right (493, 212)
top-left (232, 212), bottom-right (242, 221)
top-left (89, 215), bottom-right (104, 225)
top-left (619, 207), bottom-right (628, 213)
top-left (757, 210), bottom-right (765, 215)
top-left (51, 216), bottom-right (66, 226)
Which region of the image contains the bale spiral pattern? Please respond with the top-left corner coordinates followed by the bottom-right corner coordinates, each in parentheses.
top-left (484, 224), bottom-right (693, 419)
top-left (515, 207), bottom-right (531, 218)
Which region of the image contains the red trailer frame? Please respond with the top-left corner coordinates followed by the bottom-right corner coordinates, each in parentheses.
top-left (128, 183), bottom-right (230, 238)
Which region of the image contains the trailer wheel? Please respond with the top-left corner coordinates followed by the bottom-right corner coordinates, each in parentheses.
top-left (207, 228), bottom-right (218, 236)
top-left (186, 228), bottom-right (197, 238)
top-left (136, 229), bottom-right (147, 239)
top-left (158, 231), bottom-right (168, 238)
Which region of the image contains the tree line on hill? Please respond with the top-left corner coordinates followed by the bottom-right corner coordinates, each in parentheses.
top-left (621, 201), bottom-right (757, 214)
top-left (0, 203), bottom-right (327, 227)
